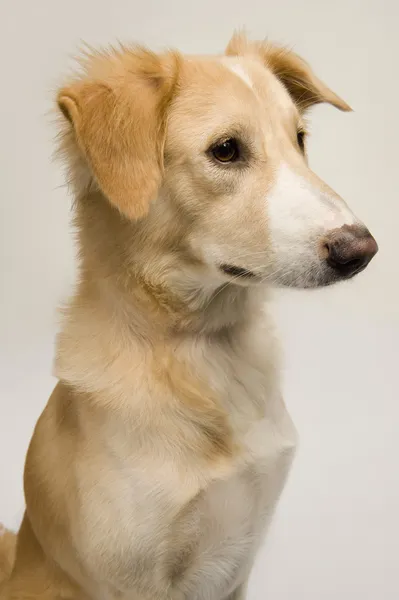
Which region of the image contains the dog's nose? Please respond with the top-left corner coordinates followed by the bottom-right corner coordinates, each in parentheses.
top-left (324, 226), bottom-right (378, 277)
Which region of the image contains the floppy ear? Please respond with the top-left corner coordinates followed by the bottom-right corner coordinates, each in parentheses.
top-left (226, 32), bottom-right (351, 112)
top-left (57, 48), bottom-right (179, 220)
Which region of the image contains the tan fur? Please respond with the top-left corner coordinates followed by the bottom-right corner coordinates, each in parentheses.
top-left (226, 31), bottom-right (351, 111)
top-left (57, 48), bottom-right (181, 220)
top-left (0, 528), bottom-right (16, 586)
top-left (2, 33), bottom-right (368, 600)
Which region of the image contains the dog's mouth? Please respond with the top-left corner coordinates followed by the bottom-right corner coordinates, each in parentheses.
top-left (220, 264), bottom-right (257, 279)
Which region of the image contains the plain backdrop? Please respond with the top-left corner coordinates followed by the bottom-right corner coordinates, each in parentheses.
top-left (1, 1), bottom-right (398, 598)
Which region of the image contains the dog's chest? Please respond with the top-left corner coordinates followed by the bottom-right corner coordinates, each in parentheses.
top-left (84, 329), bottom-right (297, 600)
top-left (178, 450), bottom-right (294, 600)
top-left (171, 339), bottom-right (297, 599)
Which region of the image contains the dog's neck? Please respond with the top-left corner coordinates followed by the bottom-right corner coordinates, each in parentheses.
top-left (54, 190), bottom-right (271, 394)
top-left (69, 190), bottom-right (269, 336)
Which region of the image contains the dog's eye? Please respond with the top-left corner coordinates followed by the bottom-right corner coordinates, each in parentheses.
top-left (212, 138), bottom-right (240, 163)
top-left (297, 130), bottom-right (306, 152)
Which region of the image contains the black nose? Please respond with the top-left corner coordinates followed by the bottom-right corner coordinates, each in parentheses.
top-left (324, 226), bottom-right (378, 277)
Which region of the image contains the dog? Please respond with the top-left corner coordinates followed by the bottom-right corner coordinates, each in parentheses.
top-left (0, 32), bottom-right (377, 599)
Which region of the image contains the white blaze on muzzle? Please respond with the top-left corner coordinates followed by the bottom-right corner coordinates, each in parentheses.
top-left (266, 163), bottom-right (358, 249)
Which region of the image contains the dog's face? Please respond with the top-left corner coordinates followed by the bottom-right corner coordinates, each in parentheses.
top-left (58, 35), bottom-right (377, 290)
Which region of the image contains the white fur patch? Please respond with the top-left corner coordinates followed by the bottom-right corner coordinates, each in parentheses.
top-left (221, 58), bottom-right (253, 89)
top-left (267, 164), bottom-right (356, 247)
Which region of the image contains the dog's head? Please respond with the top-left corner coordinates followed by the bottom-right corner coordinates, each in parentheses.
top-left (58, 34), bottom-right (377, 290)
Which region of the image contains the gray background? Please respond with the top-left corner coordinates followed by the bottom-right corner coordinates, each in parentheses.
top-left (1, 1), bottom-right (397, 598)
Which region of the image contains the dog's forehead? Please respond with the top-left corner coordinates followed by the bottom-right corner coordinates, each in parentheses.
top-left (177, 54), bottom-right (297, 123)
top-left (223, 55), bottom-right (299, 119)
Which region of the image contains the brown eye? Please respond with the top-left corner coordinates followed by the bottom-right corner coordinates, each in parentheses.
top-left (297, 130), bottom-right (306, 152)
top-left (212, 138), bottom-right (240, 163)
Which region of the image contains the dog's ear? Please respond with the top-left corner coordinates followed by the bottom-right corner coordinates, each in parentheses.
top-left (57, 48), bottom-right (179, 220)
top-left (226, 32), bottom-right (351, 112)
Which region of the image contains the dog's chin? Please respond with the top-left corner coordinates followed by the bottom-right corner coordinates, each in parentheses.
top-left (218, 263), bottom-right (336, 289)
top-left (272, 264), bottom-right (364, 289)
top-left (218, 260), bottom-right (366, 290)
